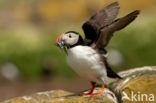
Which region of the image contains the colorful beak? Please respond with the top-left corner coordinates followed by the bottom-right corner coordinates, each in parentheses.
top-left (55, 34), bottom-right (65, 49)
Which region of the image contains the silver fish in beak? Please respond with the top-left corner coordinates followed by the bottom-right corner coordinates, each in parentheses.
top-left (55, 34), bottom-right (68, 54)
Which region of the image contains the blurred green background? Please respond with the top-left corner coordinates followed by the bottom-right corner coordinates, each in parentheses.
top-left (0, 0), bottom-right (156, 101)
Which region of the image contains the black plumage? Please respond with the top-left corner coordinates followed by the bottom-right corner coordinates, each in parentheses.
top-left (82, 2), bottom-right (140, 79)
top-left (82, 2), bottom-right (140, 49)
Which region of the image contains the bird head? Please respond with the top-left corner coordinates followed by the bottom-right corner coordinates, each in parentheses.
top-left (55, 31), bottom-right (83, 48)
top-left (55, 31), bottom-right (83, 53)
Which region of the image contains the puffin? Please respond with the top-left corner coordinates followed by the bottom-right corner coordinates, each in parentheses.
top-left (55, 2), bottom-right (140, 96)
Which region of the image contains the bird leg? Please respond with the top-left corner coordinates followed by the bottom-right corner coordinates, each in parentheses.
top-left (82, 81), bottom-right (96, 96)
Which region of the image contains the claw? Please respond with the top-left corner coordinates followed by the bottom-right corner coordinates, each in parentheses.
top-left (81, 81), bottom-right (96, 97)
top-left (93, 88), bottom-right (105, 97)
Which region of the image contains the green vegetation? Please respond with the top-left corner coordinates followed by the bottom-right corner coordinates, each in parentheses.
top-left (0, 16), bottom-right (156, 81)
top-left (109, 18), bottom-right (156, 70)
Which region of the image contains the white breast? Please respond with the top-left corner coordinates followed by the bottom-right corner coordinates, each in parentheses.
top-left (67, 45), bottom-right (107, 83)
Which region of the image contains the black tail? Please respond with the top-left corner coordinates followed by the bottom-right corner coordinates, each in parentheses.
top-left (104, 59), bottom-right (122, 79)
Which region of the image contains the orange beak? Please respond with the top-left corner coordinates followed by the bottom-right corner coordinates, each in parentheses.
top-left (55, 34), bottom-right (62, 44)
top-left (55, 34), bottom-right (65, 48)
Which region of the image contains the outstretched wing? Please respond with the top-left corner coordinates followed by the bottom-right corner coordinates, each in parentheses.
top-left (94, 10), bottom-right (140, 49)
top-left (82, 2), bottom-right (119, 45)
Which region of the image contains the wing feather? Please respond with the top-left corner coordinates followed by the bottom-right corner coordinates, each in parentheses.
top-left (94, 10), bottom-right (140, 49)
top-left (82, 2), bottom-right (119, 45)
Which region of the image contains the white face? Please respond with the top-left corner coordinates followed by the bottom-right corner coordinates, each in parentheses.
top-left (62, 32), bottom-right (79, 46)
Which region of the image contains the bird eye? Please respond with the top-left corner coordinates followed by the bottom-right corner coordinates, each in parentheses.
top-left (69, 34), bottom-right (72, 38)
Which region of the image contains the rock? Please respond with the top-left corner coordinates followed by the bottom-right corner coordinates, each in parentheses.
top-left (1, 90), bottom-right (114, 103)
top-left (1, 66), bottom-right (156, 103)
top-left (116, 66), bottom-right (156, 103)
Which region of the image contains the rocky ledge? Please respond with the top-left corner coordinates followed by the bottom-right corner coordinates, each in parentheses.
top-left (1, 66), bottom-right (156, 103)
